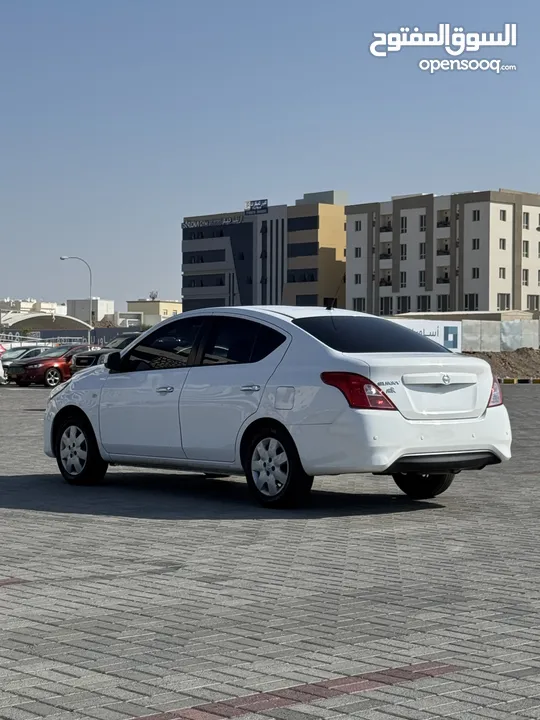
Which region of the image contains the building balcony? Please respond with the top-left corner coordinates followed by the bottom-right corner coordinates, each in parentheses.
top-left (379, 224), bottom-right (393, 233)
top-left (436, 276), bottom-right (450, 284)
top-left (437, 248), bottom-right (451, 256)
top-left (379, 277), bottom-right (392, 287)
top-left (379, 249), bottom-right (392, 259)
top-left (436, 220), bottom-right (451, 228)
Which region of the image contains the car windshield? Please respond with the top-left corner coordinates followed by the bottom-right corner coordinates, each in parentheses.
top-left (106, 335), bottom-right (136, 350)
top-left (1, 348), bottom-right (29, 360)
top-left (292, 315), bottom-right (451, 353)
top-left (37, 345), bottom-right (78, 359)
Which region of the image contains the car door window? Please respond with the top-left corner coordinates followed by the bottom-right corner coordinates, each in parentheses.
top-left (200, 317), bottom-right (286, 366)
top-left (25, 349), bottom-right (42, 358)
top-left (123, 316), bottom-right (206, 372)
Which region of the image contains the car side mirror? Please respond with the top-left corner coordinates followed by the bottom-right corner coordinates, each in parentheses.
top-left (105, 351), bottom-right (122, 372)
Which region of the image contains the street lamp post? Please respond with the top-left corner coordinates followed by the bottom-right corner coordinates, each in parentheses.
top-left (60, 256), bottom-right (93, 343)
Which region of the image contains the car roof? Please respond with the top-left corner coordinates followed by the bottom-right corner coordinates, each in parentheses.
top-left (182, 306), bottom-right (369, 322)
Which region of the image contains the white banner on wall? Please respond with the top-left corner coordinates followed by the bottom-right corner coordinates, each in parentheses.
top-left (390, 318), bottom-right (462, 352)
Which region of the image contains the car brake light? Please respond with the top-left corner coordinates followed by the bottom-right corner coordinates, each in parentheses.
top-left (488, 376), bottom-right (503, 407)
top-left (321, 372), bottom-right (397, 410)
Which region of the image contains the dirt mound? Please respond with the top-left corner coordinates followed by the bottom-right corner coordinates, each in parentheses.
top-left (465, 348), bottom-right (540, 378)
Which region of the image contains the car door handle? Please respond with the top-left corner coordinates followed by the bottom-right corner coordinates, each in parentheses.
top-left (156, 386), bottom-right (174, 394)
top-left (240, 384), bottom-right (260, 392)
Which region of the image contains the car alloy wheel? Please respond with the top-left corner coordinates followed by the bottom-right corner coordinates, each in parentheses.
top-left (251, 437), bottom-right (290, 497)
top-left (59, 425), bottom-right (88, 477)
top-left (45, 368), bottom-right (62, 387)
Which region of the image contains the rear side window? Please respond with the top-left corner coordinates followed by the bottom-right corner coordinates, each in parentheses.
top-left (201, 317), bottom-right (286, 366)
top-left (292, 316), bottom-right (450, 353)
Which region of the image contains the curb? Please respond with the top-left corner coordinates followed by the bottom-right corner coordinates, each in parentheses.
top-left (499, 378), bottom-right (540, 384)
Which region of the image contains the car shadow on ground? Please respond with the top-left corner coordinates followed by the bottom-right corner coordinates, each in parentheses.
top-left (0, 472), bottom-right (443, 520)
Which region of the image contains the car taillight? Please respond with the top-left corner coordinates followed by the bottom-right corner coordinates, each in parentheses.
top-left (321, 372), bottom-right (397, 410)
top-left (488, 376), bottom-right (503, 407)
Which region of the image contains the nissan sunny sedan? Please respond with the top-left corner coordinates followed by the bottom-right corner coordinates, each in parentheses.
top-left (44, 306), bottom-right (512, 507)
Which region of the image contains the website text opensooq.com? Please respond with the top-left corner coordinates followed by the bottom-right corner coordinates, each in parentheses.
top-left (419, 58), bottom-right (517, 74)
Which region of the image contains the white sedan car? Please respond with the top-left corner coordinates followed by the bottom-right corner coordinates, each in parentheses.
top-left (44, 306), bottom-right (512, 507)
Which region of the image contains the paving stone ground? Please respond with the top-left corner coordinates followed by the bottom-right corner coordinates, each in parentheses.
top-left (0, 384), bottom-right (539, 719)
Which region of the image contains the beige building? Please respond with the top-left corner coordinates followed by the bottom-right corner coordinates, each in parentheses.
top-left (127, 299), bottom-right (182, 326)
top-left (282, 192), bottom-right (347, 307)
top-left (346, 189), bottom-right (540, 315)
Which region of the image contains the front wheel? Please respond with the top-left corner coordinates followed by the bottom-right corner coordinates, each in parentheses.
top-left (392, 472), bottom-right (455, 500)
top-left (244, 426), bottom-right (313, 508)
top-left (54, 414), bottom-right (108, 485)
top-left (44, 367), bottom-right (62, 388)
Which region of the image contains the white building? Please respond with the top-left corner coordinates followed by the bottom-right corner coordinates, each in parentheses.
top-left (346, 189), bottom-right (540, 315)
top-left (67, 298), bottom-right (115, 324)
top-left (0, 298), bottom-right (67, 316)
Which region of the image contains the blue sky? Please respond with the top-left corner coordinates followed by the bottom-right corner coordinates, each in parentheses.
top-left (1, 0), bottom-right (536, 308)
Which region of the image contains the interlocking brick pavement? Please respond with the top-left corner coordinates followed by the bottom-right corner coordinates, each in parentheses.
top-left (0, 384), bottom-right (539, 719)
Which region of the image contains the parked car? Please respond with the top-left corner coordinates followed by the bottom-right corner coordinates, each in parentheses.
top-left (44, 306), bottom-right (512, 507)
top-left (8, 344), bottom-right (91, 387)
top-left (71, 332), bottom-right (140, 374)
top-left (0, 346), bottom-right (50, 381)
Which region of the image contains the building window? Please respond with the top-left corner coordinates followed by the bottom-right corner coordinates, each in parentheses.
top-left (287, 242), bottom-right (319, 257)
top-left (523, 269), bottom-right (529, 286)
top-left (472, 238), bottom-right (480, 250)
top-left (163, 309), bottom-right (168, 316)
top-left (354, 273), bottom-right (361, 284)
top-left (355, 247), bottom-right (362, 258)
top-left (380, 297), bottom-right (393, 316)
top-left (523, 240), bottom-right (530, 258)
top-left (287, 269), bottom-right (318, 283)
top-left (287, 216), bottom-right (319, 232)
top-left (353, 297), bottom-right (366, 312)
top-left (472, 267), bottom-right (480, 279)
top-left (419, 214), bottom-right (427, 232)
top-left (497, 293), bottom-right (511, 311)
top-left (400, 244), bottom-right (407, 261)
top-left (355, 220), bottom-right (362, 231)
top-left (397, 296), bottom-right (410, 314)
top-left (472, 209), bottom-right (480, 222)
top-left (523, 211), bottom-right (530, 230)
top-left (499, 238), bottom-right (506, 250)
top-left (419, 242), bottom-right (426, 260)
top-left (538, 269), bottom-right (540, 286)
top-left (527, 295), bottom-right (540, 311)
top-left (499, 267), bottom-right (506, 279)
top-left (538, 241), bottom-right (540, 259)
top-left (295, 294), bottom-right (318, 306)
top-left (400, 216), bottom-right (407, 234)
top-left (400, 271), bottom-right (407, 288)
top-left (500, 209), bottom-right (507, 221)
top-left (464, 293), bottom-right (479, 311)
top-left (437, 294), bottom-right (450, 312)
top-left (417, 295), bottom-right (431, 312)
top-left (419, 270), bottom-right (426, 288)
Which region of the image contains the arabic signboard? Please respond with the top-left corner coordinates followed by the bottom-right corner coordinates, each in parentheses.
top-left (390, 319), bottom-right (462, 352)
top-left (182, 215), bottom-right (244, 230)
top-left (245, 199), bottom-right (268, 216)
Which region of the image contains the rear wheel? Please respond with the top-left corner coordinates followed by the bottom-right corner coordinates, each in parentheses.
top-left (244, 425), bottom-right (313, 508)
top-left (44, 367), bottom-right (62, 388)
top-left (392, 472), bottom-right (455, 500)
top-left (54, 414), bottom-right (108, 485)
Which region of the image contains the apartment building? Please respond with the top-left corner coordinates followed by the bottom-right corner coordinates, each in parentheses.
top-left (346, 189), bottom-right (540, 315)
top-left (181, 191), bottom-right (347, 311)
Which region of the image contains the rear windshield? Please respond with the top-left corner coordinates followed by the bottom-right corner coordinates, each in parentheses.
top-left (292, 316), bottom-right (450, 353)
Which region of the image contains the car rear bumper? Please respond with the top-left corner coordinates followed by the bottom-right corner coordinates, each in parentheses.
top-left (289, 404), bottom-right (512, 476)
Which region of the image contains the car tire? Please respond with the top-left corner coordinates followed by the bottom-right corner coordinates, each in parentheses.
top-left (54, 413), bottom-right (108, 486)
top-left (15, 380), bottom-right (30, 387)
top-left (44, 368), bottom-right (63, 388)
top-left (392, 472), bottom-right (455, 500)
top-left (243, 425), bottom-right (313, 508)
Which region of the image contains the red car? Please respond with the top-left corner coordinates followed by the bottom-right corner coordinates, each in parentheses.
top-left (7, 344), bottom-right (92, 388)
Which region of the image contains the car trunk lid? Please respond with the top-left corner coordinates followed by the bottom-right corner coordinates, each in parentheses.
top-left (348, 353), bottom-right (493, 421)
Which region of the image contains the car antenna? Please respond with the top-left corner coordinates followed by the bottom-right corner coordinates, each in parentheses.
top-left (325, 272), bottom-right (346, 310)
